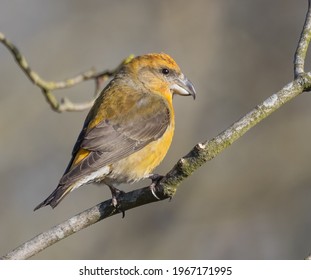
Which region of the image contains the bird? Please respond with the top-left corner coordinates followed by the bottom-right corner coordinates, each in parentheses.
top-left (34, 53), bottom-right (196, 211)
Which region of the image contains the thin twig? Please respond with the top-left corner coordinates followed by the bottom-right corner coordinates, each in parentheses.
top-left (0, 32), bottom-right (134, 112)
top-left (294, 0), bottom-right (311, 78)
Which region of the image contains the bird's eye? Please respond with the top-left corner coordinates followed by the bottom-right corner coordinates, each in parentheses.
top-left (161, 68), bottom-right (170, 75)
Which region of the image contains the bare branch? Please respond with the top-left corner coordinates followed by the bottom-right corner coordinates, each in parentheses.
top-left (294, 0), bottom-right (311, 78)
top-left (0, 32), bottom-right (134, 112)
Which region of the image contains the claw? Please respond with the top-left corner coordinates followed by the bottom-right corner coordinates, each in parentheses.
top-left (150, 183), bottom-right (161, 200)
top-left (108, 185), bottom-right (125, 218)
top-left (148, 174), bottom-right (164, 200)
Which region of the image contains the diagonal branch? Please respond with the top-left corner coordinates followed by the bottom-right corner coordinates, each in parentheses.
top-left (0, 32), bottom-right (133, 112)
top-left (2, 0), bottom-right (311, 260)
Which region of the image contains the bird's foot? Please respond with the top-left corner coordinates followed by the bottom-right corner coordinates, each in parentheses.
top-left (148, 174), bottom-right (164, 200)
top-left (108, 185), bottom-right (125, 218)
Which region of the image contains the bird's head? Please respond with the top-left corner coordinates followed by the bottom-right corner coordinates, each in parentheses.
top-left (119, 53), bottom-right (196, 100)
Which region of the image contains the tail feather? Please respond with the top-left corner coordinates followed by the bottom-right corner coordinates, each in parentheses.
top-left (34, 184), bottom-right (74, 211)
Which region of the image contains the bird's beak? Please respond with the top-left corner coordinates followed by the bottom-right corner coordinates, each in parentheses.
top-left (170, 74), bottom-right (196, 100)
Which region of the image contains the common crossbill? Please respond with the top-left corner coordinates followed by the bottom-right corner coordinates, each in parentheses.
top-left (34, 53), bottom-right (196, 210)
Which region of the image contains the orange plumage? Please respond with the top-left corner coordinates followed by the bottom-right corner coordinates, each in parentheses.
top-left (34, 53), bottom-right (196, 210)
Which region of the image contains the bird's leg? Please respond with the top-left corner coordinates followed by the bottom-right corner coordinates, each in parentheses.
top-left (148, 174), bottom-right (164, 200)
top-left (107, 184), bottom-right (125, 218)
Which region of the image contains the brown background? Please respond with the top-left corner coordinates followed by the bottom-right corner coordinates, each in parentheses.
top-left (1, 0), bottom-right (311, 259)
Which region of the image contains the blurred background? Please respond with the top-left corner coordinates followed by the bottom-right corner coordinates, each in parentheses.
top-left (0, 0), bottom-right (311, 259)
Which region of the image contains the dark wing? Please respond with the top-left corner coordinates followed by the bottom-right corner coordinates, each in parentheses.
top-left (59, 92), bottom-right (171, 186)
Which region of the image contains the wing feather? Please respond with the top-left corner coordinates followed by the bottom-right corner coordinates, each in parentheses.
top-left (59, 89), bottom-right (170, 186)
